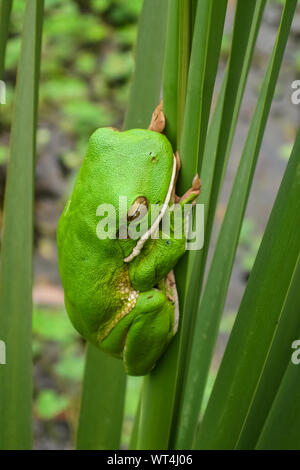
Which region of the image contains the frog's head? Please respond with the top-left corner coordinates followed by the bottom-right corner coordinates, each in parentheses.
top-left (86, 127), bottom-right (175, 252)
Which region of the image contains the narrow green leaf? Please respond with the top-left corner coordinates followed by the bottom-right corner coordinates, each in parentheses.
top-left (128, 393), bottom-right (141, 450)
top-left (196, 70), bottom-right (300, 449)
top-left (237, 247), bottom-right (300, 449)
top-left (144, 1), bottom-right (188, 440)
top-left (203, 0), bottom-right (261, 249)
top-left (162, 0), bottom-right (179, 149)
top-left (0, 0), bottom-right (12, 79)
top-left (0, 0), bottom-right (44, 450)
top-left (137, 0), bottom-right (227, 450)
top-left (176, 0), bottom-right (192, 142)
top-left (137, 0), bottom-right (191, 450)
top-left (77, 0), bottom-right (169, 450)
top-left (176, 0), bottom-right (266, 449)
top-left (170, 0), bottom-right (228, 447)
top-left (179, 0), bottom-right (228, 191)
top-left (256, 345), bottom-right (300, 450)
top-left (190, 0), bottom-right (198, 38)
top-left (124, 0), bottom-right (169, 130)
top-left (200, 0), bottom-right (267, 281)
top-left (77, 345), bottom-right (126, 450)
top-left (174, 70), bottom-right (228, 449)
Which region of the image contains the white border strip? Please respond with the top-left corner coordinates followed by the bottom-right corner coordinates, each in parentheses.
top-left (124, 155), bottom-right (177, 263)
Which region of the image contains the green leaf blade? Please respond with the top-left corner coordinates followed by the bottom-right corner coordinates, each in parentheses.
top-left (124, 0), bottom-right (169, 130)
top-left (176, 0), bottom-right (267, 449)
top-left (0, 0), bottom-right (44, 450)
top-left (77, 345), bottom-right (126, 450)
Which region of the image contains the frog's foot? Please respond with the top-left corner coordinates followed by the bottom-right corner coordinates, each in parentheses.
top-left (101, 289), bottom-right (176, 376)
top-left (123, 289), bottom-right (176, 375)
top-left (178, 174), bottom-right (201, 206)
top-left (148, 101), bottom-right (165, 133)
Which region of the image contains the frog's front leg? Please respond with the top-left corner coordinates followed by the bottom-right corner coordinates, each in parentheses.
top-left (127, 174), bottom-right (200, 292)
top-left (128, 235), bottom-right (186, 292)
top-left (100, 289), bottom-right (176, 376)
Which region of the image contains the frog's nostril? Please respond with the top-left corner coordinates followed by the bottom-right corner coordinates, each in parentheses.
top-left (151, 156), bottom-right (158, 163)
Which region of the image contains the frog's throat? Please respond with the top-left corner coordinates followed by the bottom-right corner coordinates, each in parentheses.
top-left (123, 154), bottom-right (177, 263)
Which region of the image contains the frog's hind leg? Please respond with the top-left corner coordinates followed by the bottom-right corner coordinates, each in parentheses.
top-left (123, 289), bottom-right (176, 376)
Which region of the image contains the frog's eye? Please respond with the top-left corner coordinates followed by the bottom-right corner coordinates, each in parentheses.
top-left (127, 196), bottom-right (149, 222)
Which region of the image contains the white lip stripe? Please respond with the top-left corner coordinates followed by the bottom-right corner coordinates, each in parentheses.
top-left (124, 155), bottom-right (177, 263)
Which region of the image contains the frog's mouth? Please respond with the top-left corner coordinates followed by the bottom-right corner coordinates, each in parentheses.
top-left (124, 155), bottom-right (177, 263)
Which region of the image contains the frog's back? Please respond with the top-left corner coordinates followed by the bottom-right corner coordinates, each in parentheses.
top-left (57, 126), bottom-right (174, 343)
top-left (57, 130), bottom-right (127, 342)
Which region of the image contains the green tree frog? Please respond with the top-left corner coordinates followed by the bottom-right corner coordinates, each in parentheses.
top-left (57, 104), bottom-right (200, 375)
